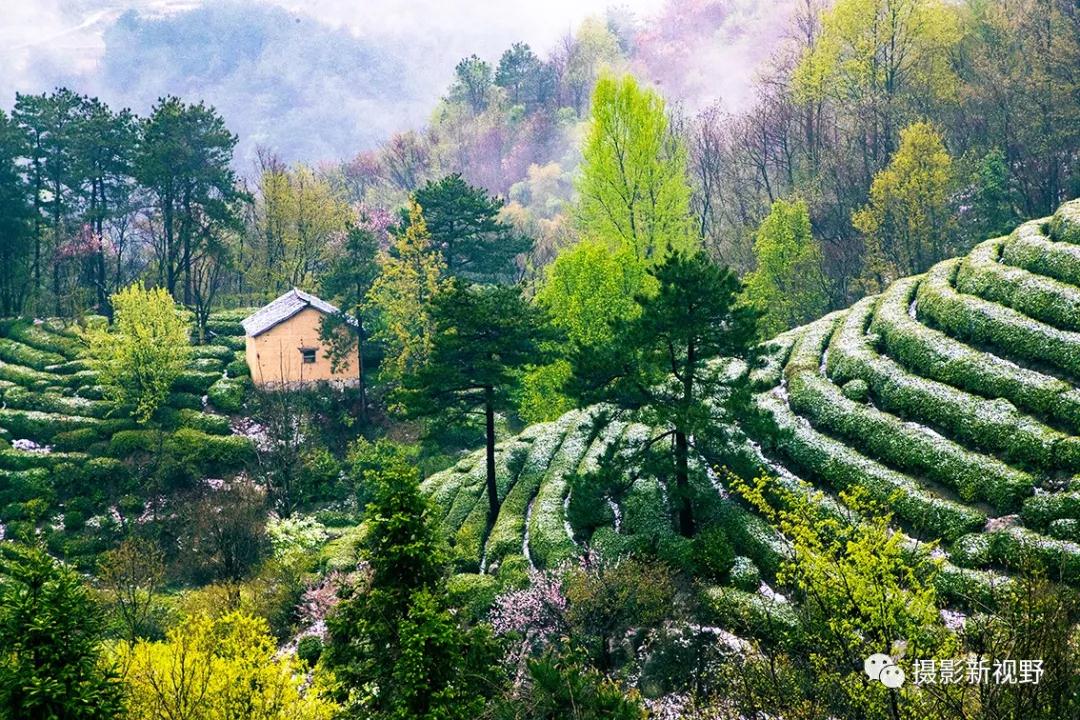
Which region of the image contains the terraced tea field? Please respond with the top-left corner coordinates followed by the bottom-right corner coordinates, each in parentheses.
top-left (0, 310), bottom-right (255, 562)
top-left (423, 199), bottom-right (1080, 623)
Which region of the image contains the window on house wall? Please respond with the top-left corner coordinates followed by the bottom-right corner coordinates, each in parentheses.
top-left (300, 348), bottom-right (317, 364)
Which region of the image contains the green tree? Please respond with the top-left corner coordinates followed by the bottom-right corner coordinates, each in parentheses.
top-left (853, 121), bottom-right (954, 289)
top-left (0, 108), bottom-right (33, 316)
top-left (520, 239), bottom-right (652, 423)
top-left (577, 74), bottom-right (695, 263)
top-left (136, 96), bottom-right (243, 306)
top-left (0, 544), bottom-right (124, 720)
top-left (366, 200), bottom-right (448, 381)
top-left (324, 448), bottom-right (499, 719)
top-left (731, 476), bottom-right (955, 720)
top-left (399, 281), bottom-right (550, 522)
top-left (743, 198), bottom-right (830, 337)
top-left (320, 223), bottom-right (380, 421)
top-left (410, 174), bottom-right (532, 284)
top-left (449, 55), bottom-right (494, 113)
top-left (793, 0), bottom-right (960, 168)
top-left (572, 251), bottom-right (756, 536)
top-left (86, 282), bottom-right (192, 423)
top-left (495, 42), bottom-right (553, 109)
top-left (497, 651), bottom-right (646, 720)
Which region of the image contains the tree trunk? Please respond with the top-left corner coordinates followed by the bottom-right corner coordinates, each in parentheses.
top-left (674, 428), bottom-right (694, 537)
top-left (484, 385), bottom-right (498, 523)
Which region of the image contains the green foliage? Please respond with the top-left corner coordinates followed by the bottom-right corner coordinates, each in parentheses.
top-left (410, 174), bottom-right (532, 283)
top-left (117, 611), bottom-right (337, 719)
top-left (744, 198), bottom-right (829, 336)
top-left (692, 525), bottom-right (735, 581)
top-left (854, 121), bottom-right (955, 288)
top-left (366, 200), bottom-right (448, 381)
top-left (297, 635), bottom-right (324, 667)
top-left (0, 543), bottom-right (124, 719)
top-left (206, 375), bottom-right (247, 413)
top-left (577, 74), bottom-right (695, 262)
top-left (86, 283), bottom-right (192, 423)
top-left (325, 446), bottom-right (500, 720)
top-left (496, 651), bottom-right (646, 720)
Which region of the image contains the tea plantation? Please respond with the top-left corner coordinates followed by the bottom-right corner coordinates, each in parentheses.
top-left (423, 198), bottom-right (1080, 630)
top-left (0, 309), bottom-right (255, 564)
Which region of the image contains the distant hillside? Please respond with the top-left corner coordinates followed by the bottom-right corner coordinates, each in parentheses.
top-left (424, 198), bottom-right (1080, 623)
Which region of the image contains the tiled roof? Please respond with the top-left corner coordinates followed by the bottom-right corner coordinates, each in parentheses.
top-left (241, 288), bottom-right (357, 337)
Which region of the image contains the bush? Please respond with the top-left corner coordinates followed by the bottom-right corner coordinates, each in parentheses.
top-left (753, 392), bottom-right (986, 542)
top-left (166, 428), bottom-right (254, 474)
top-left (958, 237), bottom-right (1080, 331)
top-left (1021, 492), bottom-right (1080, 529)
top-left (447, 573), bottom-right (500, 623)
top-left (917, 257), bottom-right (1080, 379)
top-left (698, 585), bottom-right (800, 645)
top-left (872, 275), bottom-right (1080, 434)
top-left (63, 510), bottom-right (86, 531)
top-left (206, 377), bottom-right (247, 413)
top-left (172, 370), bottom-right (220, 394)
top-left (482, 415), bottom-right (574, 566)
top-left (748, 331), bottom-right (798, 391)
top-left (1002, 218), bottom-right (1080, 287)
top-left (50, 428), bottom-right (105, 452)
top-left (831, 293), bottom-right (1077, 472)
top-left (178, 409), bottom-right (231, 435)
top-left (190, 344), bottom-right (234, 361)
top-left (0, 338), bottom-right (66, 370)
top-left (528, 413), bottom-right (599, 569)
top-left (226, 357), bottom-right (250, 378)
top-left (787, 371), bottom-right (1033, 511)
top-left (166, 392), bottom-right (203, 410)
top-left (205, 319), bottom-right (245, 336)
top-left (692, 525), bottom-right (735, 580)
top-left (841, 378), bottom-right (869, 402)
top-left (0, 409), bottom-right (102, 444)
top-left (729, 556), bottom-right (762, 592)
top-left (296, 635), bottom-right (323, 666)
top-left (1049, 199), bottom-right (1080, 244)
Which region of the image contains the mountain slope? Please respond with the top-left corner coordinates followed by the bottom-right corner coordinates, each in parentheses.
top-left (424, 199), bottom-right (1080, 607)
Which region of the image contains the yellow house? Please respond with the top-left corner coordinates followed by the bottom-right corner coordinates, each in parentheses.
top-left (241, 289), bottom-right (359, 387)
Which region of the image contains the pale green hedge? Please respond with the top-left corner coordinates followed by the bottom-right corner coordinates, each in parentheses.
top-left (177, 409), bottom-right (231, 435)
top-left (872, 276), bottom-right (1080, 433)
top-left (172, 370), bottom-right (221, 394)
top-left (830, 294), bottom-right (1079, 471)
top-left (782, 312), bottom-right (844, 379)
top-left (699, 585), bottom-right (800, 644)
top-left (484, 413), bottom-right (579, 566)
top-left (749, 331), bottom-right (799, 391)
top-left (0, 409), bottom-right (117, 443)
top-left (0, 386), bottom-right (111, 419)
top-left (0, 338), bottom-right (65, 371)
top-left (1048, 199), bottom-right (1080, 245)
top-left (190, 345), bottom-right (235, 361)
top-left (206, 377), bottom-right (247, 413)
top-left (0, 360), bottom-right (52, 388)
top-left (1001, 219), bottom-right (1080, 289)
top-left (449, 436), bottom-right (536, 573)
top-left (1021, 492), bottom-right (1080, 529)
top-left (787, 372), bottom-right (1033, 511)
top-left (957, 237), bottom-right (1080, 331)
top-left (527, 412), bottom-right (601, 569)
top-left (754, 391), bottom-right (985, 540)
top-left (918, 257), bottom-right (1080, 379)
top-left (4, 322), bottom-right (80, 358)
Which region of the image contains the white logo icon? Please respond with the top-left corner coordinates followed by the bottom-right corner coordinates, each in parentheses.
top-left (864, 653), bottom-right (906, 688)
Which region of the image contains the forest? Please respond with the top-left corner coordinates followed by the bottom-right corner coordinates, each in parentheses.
top-left (0, 0), bottom-right (1079, 718)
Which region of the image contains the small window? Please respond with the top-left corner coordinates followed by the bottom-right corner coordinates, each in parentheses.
top-left (300, 348), bottom-right (317, 364)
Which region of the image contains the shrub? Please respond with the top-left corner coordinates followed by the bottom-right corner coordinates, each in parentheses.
top-left (1021, 492), bottom-right (1080, 529)
top-left (0, 338), bottom-right (66, 370)
top-left (1048, 199), bottom-right (1080, 244)
top-left (841, 378), bottom-right (869, 402)
top-left (831, 293), bottom-right (1077, 471)
top-left (753, 392), bottom-right (986, 541)
top-left (787, 371), bottom-right (1034, 511)
top-left (528, 413), bottom-right (599, 569)
top-left (729, 556), bottom-right (762, 592)
top-left (917, 257), bottom-right (1080, 379)
top-left (166, 428), bottom-right (254, 473)
top-left (226, 357), bottom-right (250, 378)
top-left (748, 331), bottom-right (798, 391)
top-left (482, 415), bottom-right (575, 566)
top-left (447, 573), bottom-right (500, 623)
top-left (956, 237), bottom-right (1080, 332)
top-left (0, 409), bottom-right (101, 444)
top-left (296, 635), bottom-right (323, 666)
top-left (50, 428), bottom-right (105, 452)
top-left (872, 275), bottom-right (1080, 433)
top-left (206, 377), bottom-right (247, 413)
top-left (166, 392), bottom-right (203, 410)
top-left (190, 344), bottom-right (234, 361)
top-left (699, 585), bottom-right (800, 645)
top-left (171, 370), bottom-right (220, 395)
top-left (692, 525), bottom-right (735, 580)
top-left (178, 409), bottom-right (231, 435)
top-left (1002, 218), bottom-right (1080, 287)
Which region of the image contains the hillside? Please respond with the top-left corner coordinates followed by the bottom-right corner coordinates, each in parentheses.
top-left (0, 310), bottom-right (254, 565)
top-left (424, 198), bottom-right (1080, 622)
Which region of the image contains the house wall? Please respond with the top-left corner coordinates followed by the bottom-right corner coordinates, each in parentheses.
top-left (245, 306), bottom-right (359, 386)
